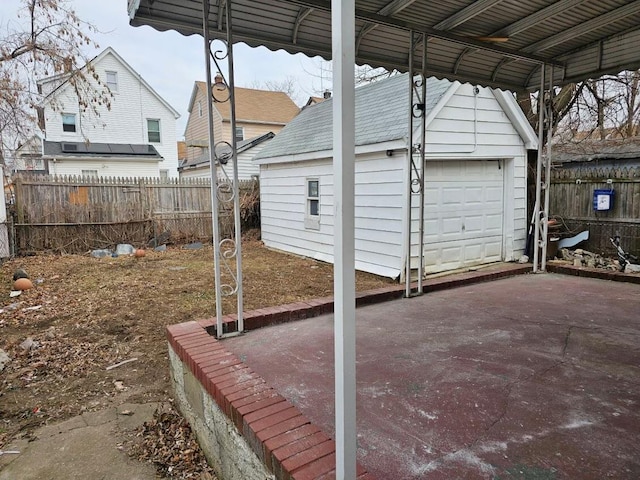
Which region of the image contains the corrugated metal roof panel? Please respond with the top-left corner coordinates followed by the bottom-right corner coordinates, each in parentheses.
top-left (129, 0), bottom-right (640, 92)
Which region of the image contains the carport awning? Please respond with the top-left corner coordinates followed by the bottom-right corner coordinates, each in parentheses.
top-left (128, 0), bottom-right (640, 92)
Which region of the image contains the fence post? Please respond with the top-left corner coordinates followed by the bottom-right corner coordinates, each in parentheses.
top-left (14, 176), bottom-right (24, 225)
top-left (138, 178), bottom-right (154, 243)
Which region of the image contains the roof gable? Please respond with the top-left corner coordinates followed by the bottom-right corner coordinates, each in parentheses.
top-left (256, 73), bottom-right (452, 160)
top-left (38, 47), bottom-right (180, 119)
top-left (191, 81), bottom-right (299, 124)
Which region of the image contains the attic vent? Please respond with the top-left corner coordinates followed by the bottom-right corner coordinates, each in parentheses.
top-left (62, 143), bottom-right (78, 152)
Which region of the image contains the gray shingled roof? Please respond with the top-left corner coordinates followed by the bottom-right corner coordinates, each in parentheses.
top-left (256, 74), bottom-right (453, 160)
top-left (180, 132), bottom-right (275, 169)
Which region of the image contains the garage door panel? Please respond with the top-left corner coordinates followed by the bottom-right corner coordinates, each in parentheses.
top-left (419, 159), bottom-right (504, 273)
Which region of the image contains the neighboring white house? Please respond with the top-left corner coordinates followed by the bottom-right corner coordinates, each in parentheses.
top-left (27, 47), bottom-right (180, 178)
top-left (255, 73), bottom-right (537, 279)
top-left (179, 131), bottom-right (274, 180)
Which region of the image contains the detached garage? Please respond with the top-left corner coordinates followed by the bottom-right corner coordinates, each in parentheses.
top-left (255, 73), bottom-right (537, 279)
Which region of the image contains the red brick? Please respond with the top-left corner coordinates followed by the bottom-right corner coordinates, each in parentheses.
top-left (315, 470), bottom-right (336, 480)
top-left (248, 406), bottom-right (300, 433)
top-left (166, 322), bottom-right (201, 338)
top-left (196, 317), bottom-right (215, 328)
top-left (240, 396), bottom-right (289, 422)
top-left (283, 441), bottom-right (335, 476)
top-left (236, 397), bottom-right (289, 431)
top-left (191, 341), bottom-right (228, 358)
top-left (199, 355), bottom-right (241, 374)
top-left (214, 368), bottom-right (255, 389)
top-left (194, 350), bottom-right (235, 369)
top-left (232, 392), bottom-right (284, 425)
top-left (272, 431), bottom-right (330, 463)
top-left (249, 414), bottom-right (309, 464)
top-left (291, 452), bottom-right (336, 479)
top-left (203, 367), bottom-right (252, 401)
top-left (214, 369), bottom-right (256, 409)
top-left (255, 415), bottom-right (310, 445)
top-left (196, 355), bottom-right (240, 383)
top-left (264, 424), bottom-right (322, 454)
top-left (222, 378), bottom-right (267, 400)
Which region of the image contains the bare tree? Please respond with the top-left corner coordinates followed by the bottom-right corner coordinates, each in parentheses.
top-left (0, 0), bottom-right (111, 159)
top-left (248, 76), bottom-right (298, 101)
top-left (516, 70), bottom-right (640, 145)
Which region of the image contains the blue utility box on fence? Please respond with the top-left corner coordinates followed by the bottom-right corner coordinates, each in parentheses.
top-left (593, 189), bottom-right (614, 211)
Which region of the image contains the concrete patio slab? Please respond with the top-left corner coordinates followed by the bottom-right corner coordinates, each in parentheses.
top-left (222, 273), bottom-right (640, 479)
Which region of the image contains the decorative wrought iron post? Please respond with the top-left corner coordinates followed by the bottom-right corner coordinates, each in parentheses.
top-left (405, 31), bottom-right (428, 297)
top-left (201, 0), bottom-right (244, 337)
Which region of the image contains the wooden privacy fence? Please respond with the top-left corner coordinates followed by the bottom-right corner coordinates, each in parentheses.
top-left (549, 166), bottom-right (640, 256)
top-left (11, 174), bottom-right (259, 254)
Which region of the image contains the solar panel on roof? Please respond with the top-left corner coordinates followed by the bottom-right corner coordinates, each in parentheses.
top-left (85, 143), bottom-right (111, 154)
top-left (109, 144), bottom-right (134, 155)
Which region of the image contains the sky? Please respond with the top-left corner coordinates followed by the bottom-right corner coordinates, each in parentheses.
top-left (0, 0), bottom-right (332, 138)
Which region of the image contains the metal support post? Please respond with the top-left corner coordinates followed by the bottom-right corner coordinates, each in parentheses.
top-left (405, 32), bottom-right (428, 296)
top-left (226, 0), bottom-right (244, 332)
top-left (332, 1), bottom-right (357, 477)
top-left (532, 64), bottom-right (546, 273)
top-left (202, 0), bottom-right (243, 337)
top-left (404, 32), bottom-right (415, 296)
top-left (541, 65), bottom-right (554, 272)
top-left (202, 0), bottom-right (224, 332)
top-left (417, 34), bottom-right (427, 293)
top-left (533, 63), bottom-right (553, 272)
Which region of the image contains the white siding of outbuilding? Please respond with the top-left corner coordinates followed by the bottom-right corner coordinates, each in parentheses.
top-left (260, 83), bottom-right (529, 278)
top-left (261, 152), bottom-right (405, 278)
top-left (42, 51), bottom-right (179, 177)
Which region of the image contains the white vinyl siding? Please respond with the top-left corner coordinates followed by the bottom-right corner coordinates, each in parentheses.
top-left (261, 153), bottom-right (405, 278)
top-left (50, 159), bottom-right (160, 178)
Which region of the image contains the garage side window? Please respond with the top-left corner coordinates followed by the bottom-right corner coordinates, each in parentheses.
top-left (305, 178), bottom-right (320, 230)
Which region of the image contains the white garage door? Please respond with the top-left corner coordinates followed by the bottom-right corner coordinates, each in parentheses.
top-left (422, 159), bottom-right (504, 273)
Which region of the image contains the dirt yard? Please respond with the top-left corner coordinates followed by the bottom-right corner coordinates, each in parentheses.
top-left (0, 237), bottom-right (392, 455)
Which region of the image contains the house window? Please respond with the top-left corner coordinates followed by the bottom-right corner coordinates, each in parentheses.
top-left (198, 100), bottom-right (203, 117)
top-left (147, 119), bottom-right (161, 143)
top-left (82, 170), bottom-right (98, 178)
top-left (305, 178), bottom-right (320, 230)
top-left (62, 113), bottom-right (76, 133)
top-left (235, 126), bottom-right (244, 142)
top-left (159, 169), bottom-right (169, 180)
top-left (106, 71), bottom-right (118, 92)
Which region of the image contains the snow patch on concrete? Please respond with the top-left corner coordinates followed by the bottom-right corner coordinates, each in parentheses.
top-left (414, 449), bottom-right (496, 476)
top-left (417, 409), bottom-right (438, 420)
top-left (561, 418), bottom-right (594, 429)
top-left (477, 441), bottom-right (508, 453)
